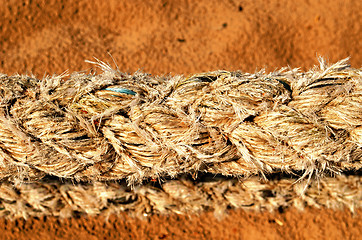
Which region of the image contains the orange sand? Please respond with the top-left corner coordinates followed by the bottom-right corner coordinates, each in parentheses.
top-left (0, 0), bottom-right (361, 239)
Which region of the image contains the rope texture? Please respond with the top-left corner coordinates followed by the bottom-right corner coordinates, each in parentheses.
top-left (0, 58), bottom-right (360, 184)
top-left (0, 175), bottom-right (360, 219)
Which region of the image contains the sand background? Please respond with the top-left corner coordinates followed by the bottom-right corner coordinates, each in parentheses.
top-left (0, 0), bottom-right (361, 239)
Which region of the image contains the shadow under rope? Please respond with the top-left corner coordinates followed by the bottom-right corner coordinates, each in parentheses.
top-left (19, 168), bottom-right (362, 190)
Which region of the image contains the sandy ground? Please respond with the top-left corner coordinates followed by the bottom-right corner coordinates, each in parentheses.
top-left (0, 0), bottom-right (361, 239)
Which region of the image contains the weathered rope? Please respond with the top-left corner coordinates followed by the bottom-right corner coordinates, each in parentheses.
top-left (0, 58), bottom-right (361, 184)
top-left (0, 174), bottom-right (360, 219)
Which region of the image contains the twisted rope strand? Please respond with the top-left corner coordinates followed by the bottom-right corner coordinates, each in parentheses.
top-left (0, 58), bottom-right (360, 184)
top-left (0, 174), bottom-right (360, 219)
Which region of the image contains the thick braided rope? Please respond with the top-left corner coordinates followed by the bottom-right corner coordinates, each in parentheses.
top-left (0, 58), bottom-right (361, 184)
top-left (0, 174), bottom-right (360, 219)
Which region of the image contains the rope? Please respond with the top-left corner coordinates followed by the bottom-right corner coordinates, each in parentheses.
top-left (0, 58), bottom-right (360, 184)
top-left (0, 174), bottom-right (360, 219)
top-left (0, 175), bottom-right (362, 219)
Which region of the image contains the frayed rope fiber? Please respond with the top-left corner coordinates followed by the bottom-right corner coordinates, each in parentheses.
top-left (0, 58), bottom-right (361, 184)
